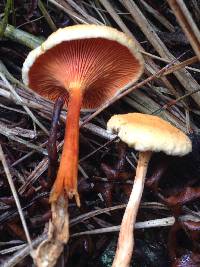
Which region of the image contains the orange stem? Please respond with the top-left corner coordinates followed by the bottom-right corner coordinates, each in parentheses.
top-left (49, 88), bottom-right (82, 206)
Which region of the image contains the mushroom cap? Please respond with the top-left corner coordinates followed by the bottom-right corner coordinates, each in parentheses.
top-left (107, 113), bottom-right (192, 156)
top-left (22, 24), bottom-right (144, 110)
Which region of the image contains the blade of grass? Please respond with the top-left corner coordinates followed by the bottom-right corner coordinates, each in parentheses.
top-left (0, 0), bottom-right (12, 37)
top-left (38, 0), bottom-right (57, 31)
top-left (0, 144), bottom-right (33, 252)
top-left (168, 0), bottom-right (200, 60)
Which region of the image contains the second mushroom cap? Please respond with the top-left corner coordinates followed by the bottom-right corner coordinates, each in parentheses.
top-left (107, 113), bottom-right (192, 156)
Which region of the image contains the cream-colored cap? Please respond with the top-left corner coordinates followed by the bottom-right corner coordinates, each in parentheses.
top-left (107, 113), bottom-right (192, 156)
top-left (22, 24), bottom-right (144, 109)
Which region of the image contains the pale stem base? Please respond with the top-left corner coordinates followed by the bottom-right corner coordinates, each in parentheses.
top-left (112, 151), bottom-right (152, 267)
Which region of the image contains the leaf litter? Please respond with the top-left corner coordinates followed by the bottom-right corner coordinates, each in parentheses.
top-left (0, 1), bottom-right (200, 266)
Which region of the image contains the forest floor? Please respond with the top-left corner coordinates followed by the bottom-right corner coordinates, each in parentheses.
top-left (0, 1), bottom-right (200, 266)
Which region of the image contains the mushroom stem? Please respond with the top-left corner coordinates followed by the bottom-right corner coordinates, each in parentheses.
top-left (112, 151), bottom-right (152, 267)
top-left (49, 88), bottom-right (82, 206)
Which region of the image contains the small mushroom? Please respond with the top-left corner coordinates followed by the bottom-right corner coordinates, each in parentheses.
top-left (22, 25), bottom-right (144, 205)
top-left (107, 113), bottom-right (192, 267)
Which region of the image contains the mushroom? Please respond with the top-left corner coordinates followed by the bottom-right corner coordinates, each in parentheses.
top-left (22, 25), bottom-right (144, 205)
top-left (107, 113), bottom-right (192, 267)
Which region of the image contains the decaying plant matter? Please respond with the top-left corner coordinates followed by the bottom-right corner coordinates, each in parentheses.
top-left (0, 1), bottom-right (200, 267)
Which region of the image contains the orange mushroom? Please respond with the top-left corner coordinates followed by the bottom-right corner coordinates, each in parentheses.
top-left (22, 25), bottom-right (144, 205)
